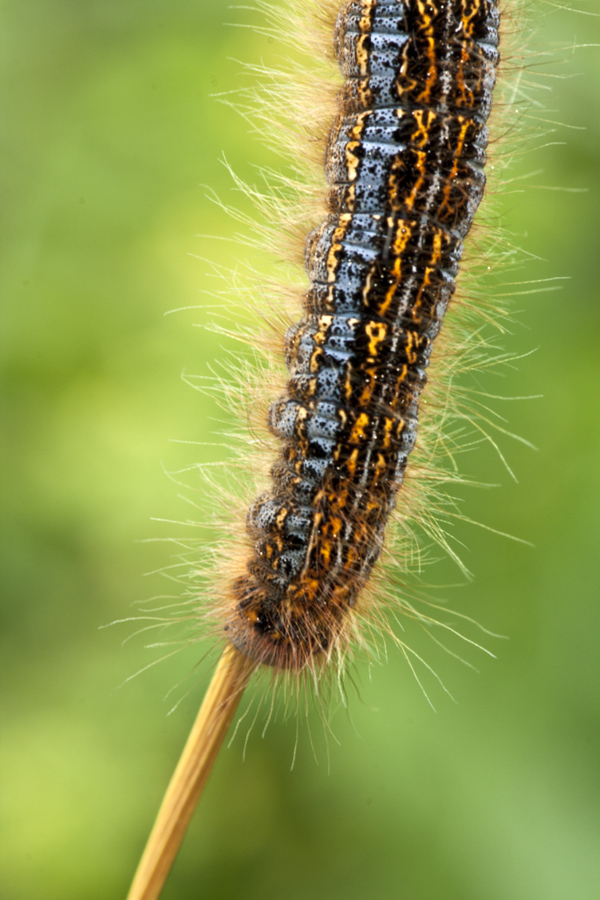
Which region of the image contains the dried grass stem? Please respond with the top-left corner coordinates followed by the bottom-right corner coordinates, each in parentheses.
top-left (126, 644), bottom-right (255, 900)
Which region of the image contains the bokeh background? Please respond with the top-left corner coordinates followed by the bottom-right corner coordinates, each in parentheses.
top-left (2, 1), bottom-right (599, 898)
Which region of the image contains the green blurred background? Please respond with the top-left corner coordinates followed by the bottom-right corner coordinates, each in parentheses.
top-left (1, 1), bottom-right (599, 898)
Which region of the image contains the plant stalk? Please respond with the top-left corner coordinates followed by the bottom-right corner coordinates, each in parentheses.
top-left (126, 643), bottom-right (255, 900)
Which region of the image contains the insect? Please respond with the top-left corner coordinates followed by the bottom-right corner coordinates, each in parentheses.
top-left (225, 0), bottom-right (500, 672)
top-left (127, 1), bottom-right (509, 897)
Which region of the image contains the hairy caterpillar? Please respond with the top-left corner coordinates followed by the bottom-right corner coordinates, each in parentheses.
top-left (127, 1), bottom-right (524, 897)
top-left (225, 0), bottom-right (500, 671)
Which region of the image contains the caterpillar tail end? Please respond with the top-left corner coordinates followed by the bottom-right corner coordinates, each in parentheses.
top-left (125, 643), bottom-right (256, 900)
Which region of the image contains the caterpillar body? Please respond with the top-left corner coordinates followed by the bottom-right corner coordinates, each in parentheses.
top-left (225, 0), bottom-right (500, 671)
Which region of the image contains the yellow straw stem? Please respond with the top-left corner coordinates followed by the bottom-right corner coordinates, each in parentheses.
top-left (126, 643), bottom-right (255, 900)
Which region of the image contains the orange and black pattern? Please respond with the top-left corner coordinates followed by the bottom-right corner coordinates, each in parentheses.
top-left (226, 0), bottom-right (500, 669)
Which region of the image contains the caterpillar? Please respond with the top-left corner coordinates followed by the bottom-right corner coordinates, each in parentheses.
top-left (127, 1), bottom-right (514, 897)
top-left (225, 0), bottom-right (500, 671)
